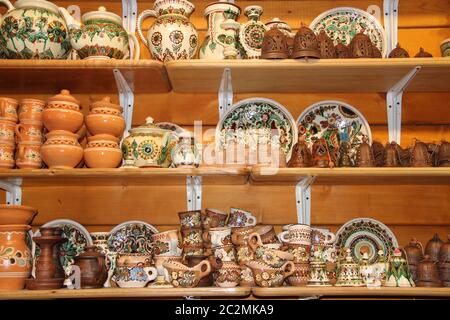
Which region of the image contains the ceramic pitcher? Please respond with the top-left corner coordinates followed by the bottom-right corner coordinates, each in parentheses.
top-left (137, 0), bottom-right (198, 62)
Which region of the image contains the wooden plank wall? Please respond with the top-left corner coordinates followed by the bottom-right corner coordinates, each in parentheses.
top-left (2, 1), bottom-right (449, 247)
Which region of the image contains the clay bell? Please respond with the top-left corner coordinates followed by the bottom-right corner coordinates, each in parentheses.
top-left (349, 30), bottom-right (374, 58)
top-left (425, 234), bottom-right (443, 262)
top-left (338, 141), bottom-right (353, 167)
top-left (261, 27), bottom-right (289, 59)
top-left (415, 47), bottom-right (433, 58)
top-left (372, 44), bottom-right (382, 58)
top-left (410, 139), bottom-right (432, 167)
top-left (438, 140), bottom-right (450, 167)
top-left (384, 142), bottom-right (401, 167)
top-left (335, 41), bottom-right (350, 58)
top-left (312, 138), bottom-right (334, 168)
top-left (371, 141), bottom-right (385, 167)
top-left (388, 43), bottom-right (410, 58)
top-left (291, 23), bottom-right (320, 59)
top-left (417, 255), bottom-right (442, 287)
top-left (288, 135), bottom-right (312, 167)
top-left (356, 136), bottom-right (374, 167)
top-left (317, 30), bottom-right (336, 59)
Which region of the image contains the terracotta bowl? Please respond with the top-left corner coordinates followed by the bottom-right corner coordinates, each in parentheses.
top-left (42, 108), bottom-right (84, 133)
top-left (84, 148), bottom-right (122, 168)
top-left (0, 205), bottom-right (37, 225)
top-left (41, 144), bottom-right (84, 169)
top-left (85, 114), bottom-right (125, 138)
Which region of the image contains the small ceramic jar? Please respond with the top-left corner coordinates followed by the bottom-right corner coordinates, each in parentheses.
top-left (41, 130), bottom-right (83, 169)
top-left (15, 141), bottom-right (42, 169)
top-left (0, 97), bottom-right (18, 123)
top-left (43, 90), bottom-right (83, 133)
top-left (84, 134), bottom-right (122, 168)
top-left (0, 142), bottom-right (15, 169)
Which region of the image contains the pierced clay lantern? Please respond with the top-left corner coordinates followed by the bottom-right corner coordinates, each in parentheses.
top-left (371, 141), bottom-right (385, 167)
top-left (388, 43), bottom-right (410, 58)
top-left (261, 28), bottom-right (289, 59)
top-left (312, 138), bottom-right (334, 168)
top-left (291, 23), bottom-right (320, 59)
top-left (349, 30), bottom-right (374, 58)
top-left (410, 139), bottom-right (432, 167)
top-left (356, 136), bottom-right (374, 167)
top-left (317, 30), bottom-right (336, 59)
top-left (415, 47), bottom-right (433, 58)
top-left (338, 141), bottom-right (353, 167)
top-left (335, 41), bottom-right (350, 58)
top-left (288, 135), bottom-right (312, 167)
top-left (372, 44), bottom-right (382, 58)
top-left (438, 140), bottom-right (450, 167)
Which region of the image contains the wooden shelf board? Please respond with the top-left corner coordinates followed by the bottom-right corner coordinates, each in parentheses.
top-left (0, 287), bottom-right (251, 300)
top-left (252, 287), bottom-right (450, 298)
top-left (0, 60), bottom-right (171, 94)
top-left (0, 167), bottom-right (249, 186)
top-left (166, 58), bottom-right (450, 93)
top-left (251, 167), bottom-right (450, 185)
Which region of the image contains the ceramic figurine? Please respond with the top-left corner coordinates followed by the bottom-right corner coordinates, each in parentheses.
top-left (356, 136), bottom-right (375, 167)
top-left (199, 1), bottom-right (241, 59)
top-left (335, 249), bottom-right (364, 287)
top-left (385, 248), bottom-right (415, 287)
top-left (388, 43), bottom-right (409, 58)
top-left (359, 252), bottom-right (376, 286)
top-left (265, 18), bottom-right (294, 56)
top-left (317, 30), bottom-right (336, 59)
top-left (415, 47), bottom-right (433, 58)
top-left (411, 139), bottom-right (432, 167)
top-left (371, 250), bottom-right (388, 286)
top-left (0, 0), bottom-right (71, 59)
top-left (312, 138), bottom-right (334, 168)
top-left (425, 233), bottom-right (443, 262)
top-left (349, 30), bottom-right (374, 58)
top-left (239, 6), bottom-right (267, 59)
top-left (416, 255), bottom-right (442, 287)
top-left (307, 250), bottom-right (331, 286)
top-left (40, 130), bottom-right (83, 169)
top-left (171, 132), bottom-right (200, 168)
top-left (137, 0), bottom-right (198, 62)
top-left (288, 135), bottom-right (312, 167)
top-left (261, 27), bottom-right (289, 59)
top-left (292, 23), bottom-right (320, 59)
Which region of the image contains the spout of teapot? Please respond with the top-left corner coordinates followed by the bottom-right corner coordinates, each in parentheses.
top-left (58, 7), bottom-right (82, 31)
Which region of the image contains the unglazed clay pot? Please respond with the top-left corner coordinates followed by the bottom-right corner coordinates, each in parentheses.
top-left (0, 118), bottom-right (16, 144)
top-left (84, 134), bottom-right (122, 168)
top-left (43, 90), bottom-right (83, 133)
top-left (15, 120), bottom-right (43, 144)
top-left (89, 97), bottom-right (122, 115)
top-left (85, 113), bottom-right (125, 138)
top-left (73, 245), bottom-right (108, 289)
top-left (0, 205), bottom-right (37, 225)
top-left (41, 130), bottom-right (83, 169)
top-left (0, 97), bottom-right (18, 123)
top-left (0, 225), bottom-right (32, 290)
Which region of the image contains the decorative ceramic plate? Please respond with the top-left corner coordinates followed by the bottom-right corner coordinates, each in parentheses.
top-left (309, 7), bottom-right (387, 56)
top-left (108, 220), bottom-right (159, 254)
top-left (336, 218), bottom-right (398, 264)
top-left (217, 98), bottom-right (298, 160)
top-left (297, 100), bottom-right (372, 164)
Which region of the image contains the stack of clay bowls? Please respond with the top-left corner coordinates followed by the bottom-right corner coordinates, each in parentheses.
top-left (41, 90), bottom-right (84, 169)
top-left (0, 97), bottom-right (19, 168)
top-left (84, 97), bottom-right (124, 168)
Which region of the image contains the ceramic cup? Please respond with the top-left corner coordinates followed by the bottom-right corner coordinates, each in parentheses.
top-left (278, 224), bottom-right (311, 245)
top-left (240, 265), bottom-right (255, 287)
top-left (228, 208), bottom-right (257, 228)
top-left (18, 99), bottom-right (45, 122)
top-left (0, 97), bottom-right (18, 123)
top-left (236, 245), bottom-right (254, 265)
top-left (310, 228), bottom-right (336, 246)
top-left (183, 245), bottom-right (205, 258)
top-left (204, 227), bottom-right (232, 248)
top-left (0, 119), bottom-right (16, 144)
top-left (441, 38), bottom-right (450, 57)
top-left (15, 120), bottom-right (43, 143)
top-left (231, 226), bottom-right (254, 246)
top-left (288, 262), bottom-right (310, 287)
top-left (152, 230), bottom-right (182, 256)
top-left (286, 243), bottom-right (311, 264)
top-left (213, 244), bottom-right (237, 262)
top-left (215, 261), bottom-right (241, 288)
top-left (178, 210), bottom-right (202, 229)
top-left (113, 265), bottom-right (157, 288)
top-left (181, 227), bottom-right (203, 247)
top-left (15, 141), bottom-right (42, 169)
top-left (0, 143), bottom-right (15, 169)
top-left (249, 233), bottom-right (294, 268)
top-left (254, 225), bottom-right (280, 245)
top-left (202, 208), bottom-right (228, 229)
top-left (246, 260), bottom-right (295, 287)
top-left (153, 255), bottom-right (183, 285)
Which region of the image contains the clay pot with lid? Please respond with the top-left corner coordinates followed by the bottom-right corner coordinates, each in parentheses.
top-left (74, 245), bottom-right (108, 289)
top-left (41, 130), bottom-right (84, 169)
top-left (86, 97), bottom-right (125, 138)
top-left (43, 90), bottom-right (84, 133)
top-left (425, 233), bottom-right (443, 262)
top-left (84, 134), bottom-right (122, 168)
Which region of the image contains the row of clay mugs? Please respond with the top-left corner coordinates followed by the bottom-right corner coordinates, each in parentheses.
top-left (112, 253), bottom-right (157, 288)
top-left (0, 97), bottom-right (45, 123)
top-left (278, 224), bottom-right (336, 246)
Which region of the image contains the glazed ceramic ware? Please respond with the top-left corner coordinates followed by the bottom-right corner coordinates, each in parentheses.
top-left (0, 225), bottom-right (32, 290)
top-left (0, 205), bottom-right (37, 225)
top-left (114, 264), bottom-right (157, 288)
top-left (152, 229), bottom-right (182, 256)
top-left (239, 6), bottom-right (267, 59)
top-left (288, 262), bottom-right (310, 286)
top-left (228, 208), bottom-right (257, 228)
top-left (40, 130), bottom-right (83, 169)
top-left (122, 117), bottom-right (178, 168)
top-left (164, 260), bottom-right (211, 288)
top-left (254, 225), bottom-right (279, 245)
top-left (385, 248), bottom-right (415, 287)
top-left (0, 118), bottom-right (15, 143)
top-left (108, 221), bottom-right (158, 255)
top-left (249, 233), bottom-right (293, 268)
top-left (0, 97), bottom-right (18, 123)
top-left (15, 141), bottom-right (42, 169)
top-left (246, 260), bottom-right (294, 287)
top-left (73, 245), bottom-right (108, 289)
top-left (441, 38), bottom-right (450, 57)
top-left (43, 90), bottom-right (83, 133)
top-left (286, 243), bottom-right (310, 264)
top-left (18, 99), bottom-right (45, 122)
top-left (335, 249), bottom-right (364, 287)
top-left (311, 228), bottom-right (336, 246)
top-left (215, 261), bottom-right (240, 288)
top-left (171, 132), bottom-right (200, 168)
top-left (15, 120), bottom-right (43, 143)
top-left (213, 244), bottom-right (236, 263)
top-left (231, 226), bottom-right (254, 246)
top-left (202, 208), bottom-right (228, 229)
top-left (137, 0), bottom-right (198, 62)
top-left (279, 224), bottom-right (311, 245)
top-left (185, 255), bottom-right (218, 287)
top-left (0, 142), bottom-right (14, 168)
top-left (181, 228), bottom-right (203, 247)
top-left (152, 255), bottom-right (182, 287)
top-left (59, 6), bottom-right (140, 60)
top-left (0, 0), bottom-right (71, 59)
top-left (205, 227), bottom-right (232, 248)
top-left (178, 210), bottom-right (202, 229)
top-left (84, 134), bottom-right (122, 168)
top-left (86, 110), bottom-right (125, 139)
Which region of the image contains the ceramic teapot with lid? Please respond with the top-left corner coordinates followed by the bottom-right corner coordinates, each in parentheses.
top-left (73, 245), bottom-right (108, 289)
top-left (59, 6), bottom-right (140, 60)
top-left (0, 0), bottom-right (71, 59)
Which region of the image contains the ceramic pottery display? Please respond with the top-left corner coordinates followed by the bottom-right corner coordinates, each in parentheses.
top-left (359, 252), bottom-right (376, 286)
top-left (164, 260), bottom-right (211, 288)
top-left (349, 31), bottom-right (375, 58)
top-left (0, 204), bottom-right (37, 225)
top-left (137, 0), bottom-right (198, 62)
top-left (113, 254), bottom-right (157, 288)
top-left (291, 24), bottom-right (320, 59)
top-left (297, 100), bottom-right (371, 165)
top-left (73, 245), bottom-right (108, 288)
top-left (239, 6), bottom-right (267, 59)
top-left (261, 27), bottom-right (289, 59)
top-left (171, 132), bottom-right (200, 168)
top-left (59, 6), bottom-right (139, 60)
top-left (217, 98), bottom-right (297, 162)
top-left (122, 117), bottom-right (178, 168)
top-left (307, 250), bottom-right (332, 286)
top-left (40, 130), bottom-right (83, 169)
top-left (199, 1), bottom-right (241, 59)
top-left (385, 248), bottom-right (415, 287)
top-left (86, 97), bottom-right (125, 138)
top-left (336, 218), bottom-right (398, 264)
top-left (371, 250), bottom-right (388, 286)
top-left (185, 255), bottom-right (218, 287)
top-left (84, 134), bottom-right (122, 168)
top-left (43, 90), bottom-right (83, 133)
top-left (247, 260), bottom-right (294, 287)
top-left (91, 232), bottom-right (116, 287)
top-left (309, 7), bottom-right (387, 57)
top-left (425, 233), bottom-right (443, 262)
top-left (249, 233), bottom-right (293, 268)
top-left (388, 43), bottom-right (410, 58)
top-left (441, 38), bottom-right (450, 57)
top-left (356, 136), bottom-right (375, 167)
top-left (278, 224), bottom-right (311, 246)
top-left (152, 255), bottom-right (182, 287)
top-left (15, 119), bottom-right (43, 143)
top-left (0, 0), bottom-right (71, 59)
top-left (265, 18), bottom-right (294, 56)
top-left (416, 255), bottom-right (442, 287)
top-left (0, 97), bottom-right (18, 123)
top-left (317, 30), bottom-right (336, 58)
top-left (415, 47), bottom-right (433, 57)
top-left (288, 262), bottom-right (309, 286)
top-left (228, 208), bottom-right (257, 228)
top-left (108, 221), bottom-right (158, 255)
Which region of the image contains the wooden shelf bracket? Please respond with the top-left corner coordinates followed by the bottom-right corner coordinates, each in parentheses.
top-left (186, 176), bottom-right (202, 211)
top-left (113, 69), bottom-right (134, 137)
top-left (295, 176), bottom-right (316, 225)
top-left (383, 0), bottom-right (399, 55)
top-left (0, 178), bottom-right (22, 205)
top-left (218, 68), bottom-right (233, 118)
top-left (386, 66), bottom-right (421, 143)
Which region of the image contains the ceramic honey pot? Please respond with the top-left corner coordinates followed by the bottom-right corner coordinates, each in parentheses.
top-left (40, 130), bottom-right (83, 169)
top-left (43, 90), bottom-right (83, 133)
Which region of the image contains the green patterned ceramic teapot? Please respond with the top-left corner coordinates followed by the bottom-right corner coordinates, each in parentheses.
top-left (0, 0), bottom-right (71, 59)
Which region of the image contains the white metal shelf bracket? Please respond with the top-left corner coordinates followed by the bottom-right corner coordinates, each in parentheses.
top-left (218, 68), bottom-right (233, 118)
top-left (0, 178), bottom-right (23, 205)
top-left (387, 66), bottom-right (421, 144)
top-left (113, 69), bottom-right (134, 138)
top-left (122, 0), bottom-right (138, 60)
top-left (186, 176), bottom-right (202, 211)
top-left (383, 0), bottom-right (399, 55)
top-left (295, 176), bottom-right (316, 225)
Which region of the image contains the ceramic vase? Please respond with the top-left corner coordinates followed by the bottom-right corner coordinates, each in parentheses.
top-left (238, 6), bottom-right (267, 59)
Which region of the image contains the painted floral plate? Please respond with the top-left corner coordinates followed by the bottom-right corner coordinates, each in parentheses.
top-left (297, 100), bottom-right (372, 165)
top-left (108, 220), bottom-right (159, 255)
top-left (336, 218), bottom-right (398, 264)
top-left (309, 7), bottom-right (387, 57)
top-left (217, 98), bottom-right (298, 160)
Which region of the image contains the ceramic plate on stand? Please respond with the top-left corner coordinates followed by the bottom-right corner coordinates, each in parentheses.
top-left (108, 220), bottom-right (159, 254)
top-left (309, 7), bottom-right (387, 57)
top-left (297, 100), bottom-right (372, 165)
top-left (336, 217), bottom-right (398, 264)
top-left (216, 97), bottom-right (298, 161)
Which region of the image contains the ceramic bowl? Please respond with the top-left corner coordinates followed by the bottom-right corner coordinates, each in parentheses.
top-left (0, 205), bottom-right (37, 225)
top-left (85, 113), bottom-right (125, 138)
top-left (84, 147), bottom-right (122, 168)
top-left (113, 265), bottom-right (157, 288)
top-left (42, 108), bottom-right (84, 133)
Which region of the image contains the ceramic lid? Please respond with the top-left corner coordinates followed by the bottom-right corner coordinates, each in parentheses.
top-left (129, 117), bottom-right (171, 135)
top-left (90, 96), bottom-right (122, 111)
top-left (82, 6), bottom-right (122, 25)
top-left (47, 89), bottom-right (80, 106)
top-left (14, 0), bottom-right (59, 15)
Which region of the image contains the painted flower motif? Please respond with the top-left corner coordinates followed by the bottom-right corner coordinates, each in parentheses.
top-left (151, 32), bottom-right (162, 47)
top-left (172, 279), bottom-right (179, 287)
top-left (2, 17), bottom-right (19, 38)
top-left (47, 21), bottom-right (67, 43)
top-left (298, 125), bottom-right (306, 135)
top-left (169, 30), bottom-right (183, 45)
top-left (171, 271), bottom-right (178, 280)
top-left (189, 34), bottom-right (197, 48)
top-left (261, 272), bottom-right (270, 280)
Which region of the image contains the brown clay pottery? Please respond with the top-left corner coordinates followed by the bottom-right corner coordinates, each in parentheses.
top-left (254, 225), bottom-right (280, 245)
top-left (0, 97), bottom-right (18, 123)
top-left (0, 118), bottom-right (16, 144)
top-left (201, 208), bottom-right (228, 229)
top-left (416, 255), bottom-right (442, 287)
top-left (356, 136), bottom-right (375, 167)
top-left (41, 130), bottom-right (84, 169)
top-left (439, 235), bottom-right (450, 263)
top-left (425, 233), bottom-right (443, 262)
top-left (415, 47), bottom-right (433, 58)
top-left (246, 260), bottom-right (295, 287)
top-left (0, 224), bottom-right (32, 290)
top-left (335, 40), bottom-right (350, 58)
top-left (403, 238), bottom-right (424, 282)
top-left (163, 260), bottom-right (211, 288)
top-left (215, 261), bottom-right (241, 288)
top-left (89, 96), bottom-right (122, 115)
top-left (312, 138), bottom-right (334, 168)
top-left (288, 135), bottom-right (312, 167)
top-left (439, 237), bottom-right (450, 286)
top-left (0, 204), bottom-right (37, 225)
top-left (371, 141), bottom-right (385, 167)
top-left (438, 140), bottom-right (450, 167)
top-left (338, 141), bottom-right (353, 167)
top-left (84, 134), bottom-right (122, 168)
top-left (185, 255), bottom-right (219, 287)
top-left (291, 23), bottom-right (320, 59)
top-left (73, 245), bottom-right (108, 289)
top-left (43, 90), bottom-right (84, 133)
top-left (384, 142), bottom-right (401, 167)
top-left (15, 119), bottom-right (43, 144)
top-left (18, 99), bottom-right (45, 122)
top-left (317, 30), bottom-right (336, 58)
top-left (372, 44), bottom-right (382, 58)
top-left (0, 142), bottom-right (15, 169)
top-left (411, 139), bottom-right (432, 167)
top-left (288, 262), bottom-right (310, 286)
top-left (349, 30), bottom-right (374, 58)
top-left (388, 43), bottom-right (410, 58)
top-left (15, 141), bottom-right (42, 169)
top-left (261, 27), bottom-right (289, 59)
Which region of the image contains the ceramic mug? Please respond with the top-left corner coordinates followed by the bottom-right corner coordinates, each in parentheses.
top-left (0, 143), bottom-right (15, 169)
top-left (254, 225), bottom-right (280, 245)
top-left (15, 120), bottom-right (43, 143)
top-left (0, 119), bottom-right (16, 143)
top-left (113, 265), bottom-right (157, 288)
top-left (15, 141), bottom-right (42, 169)
top-left (215, 261), bottom-right (241, 288)
top-left (204, 227), bottom-right (232, 248)
top-left (310, 228), bottom-right (336, 245)
top-left (246, 260), bottom-right (295, 287)
top-left (213, 244), bottom-right (237, 262)
top-left (249, 233), bottom-right (294, 268)
top-left (178, 210), bottom-right (202, 229)
top-left (18, 99), bottom-right (45, 122)
top-left (286, 243), bottom-right (311, 264)
top-left (202, 208), bottom-right (228, 229)
top-left (183, 245), bottom-right (205, 258)
top-left (288, 262), bottom-right (310, 287)
top-left (231, 226), bottom-right (254, 246)
top-left (152, 230), bottom-right (182, 256)
top-left (0, 97), bottom-right (18, 123)
top-left (228, 208), bottom-right (257, 228)
top-left (279, 224), bottom-right (311, 245)
top-left (181, 227), bottom-right (203, 247)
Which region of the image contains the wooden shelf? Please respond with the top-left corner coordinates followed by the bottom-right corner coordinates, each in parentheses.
top-left (251, 167), bottom-right (450, 185)
top-left (0, 287), bottom-right (251, 300)
top-left (252, 287), bottom-right (450, 298)
top-left (166, 58), bottom-right (450, 93)
top-left (0, 60), bottom-right (170, 94)
top-left (0, 167), bottom-right (249, 186)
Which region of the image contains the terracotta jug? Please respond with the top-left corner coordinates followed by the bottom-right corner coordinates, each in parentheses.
top-left (425, 234), bottom-right (443, 262)
top-left (74, 245), bottom-right (108, 289)
top-left (41, 130), bottom-right (84, 169)
top-left (417, 255), bottom-right (442, 287)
